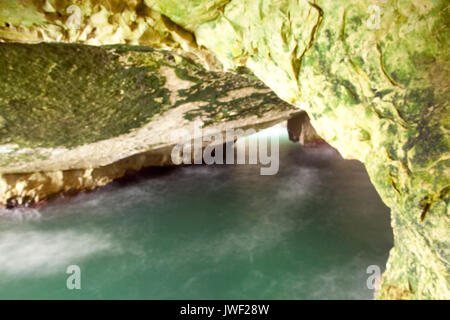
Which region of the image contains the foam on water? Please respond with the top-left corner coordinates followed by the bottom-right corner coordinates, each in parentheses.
top-left (0, 230), bottom-right (117, 278)
top-left (0, 129), bottom-right (392, 299)
top-left (0, 207), bottom-right (42, 222)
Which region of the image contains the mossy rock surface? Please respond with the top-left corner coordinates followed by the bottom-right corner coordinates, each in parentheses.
top-left (156, 0), bottom-right (449, 299)
top-left (0, 43), bottom-right (295, 172)
top-left (0, 43), bottom-right (169, 149)
top-left (0, 0), bottom-right (449, 299)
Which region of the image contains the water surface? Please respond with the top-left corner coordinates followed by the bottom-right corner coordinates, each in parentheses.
top-left (0, 128), bottom-right (393, 299)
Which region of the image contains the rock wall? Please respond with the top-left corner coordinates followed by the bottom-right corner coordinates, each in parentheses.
top-left (154, 0), bottom-right (449, 299)
top-left (0, 42), bottom-right (298, 205)
top-left (0, 0), bottom-right (225, 71)
top-left (0, 0), bottom-right (448, 299)
top-left (0, 146), bottom-right (173, 207)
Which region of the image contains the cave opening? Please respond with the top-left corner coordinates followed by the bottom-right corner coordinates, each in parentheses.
top-left (0, 123), bottom-right (394, 299)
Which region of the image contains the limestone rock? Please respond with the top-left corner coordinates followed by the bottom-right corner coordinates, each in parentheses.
top-left (0, 42), bottom-right (297, 204)
top-left (0, 0), bottom-right (448, 299)
top-left (0, 0), bottom-right (222, 70)
top-left (156, 0), bottom-right (449, 299)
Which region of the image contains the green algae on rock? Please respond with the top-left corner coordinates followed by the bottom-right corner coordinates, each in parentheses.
top-left (0, 42), bottom-right (298, 203)
top-left (0, 0), bottom-right (222, 70)
top-left (0, 43), bottom-right (171, 149)
top-left (0, 0), bottom-right (448, 300)
top-left (146, 0), bottom-right (450, 299)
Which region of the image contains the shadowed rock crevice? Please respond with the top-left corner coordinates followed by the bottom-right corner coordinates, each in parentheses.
top-left (287, 111), bottom-right (323, 145)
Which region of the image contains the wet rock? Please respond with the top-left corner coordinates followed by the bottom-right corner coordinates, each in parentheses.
top-left (0, 0), bottom-right (448, 299)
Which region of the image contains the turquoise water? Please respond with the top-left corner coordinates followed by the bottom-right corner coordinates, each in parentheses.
top-left (0, 129), bottom-right (393, 299)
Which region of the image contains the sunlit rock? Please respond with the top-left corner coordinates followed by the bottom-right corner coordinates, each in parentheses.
top-left (169, 0), bottom-right (449, 299)
top-left (0, 42), bottom-right (297, 206)
top-left (0, 0), bottom-right (448, 299)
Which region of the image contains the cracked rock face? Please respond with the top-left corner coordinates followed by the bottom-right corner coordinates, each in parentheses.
top-left (0, 0), bottom-right (222, 70)
top-left (160, 0), bottom-right (450, 299)
top-left (1, 0), bottom-right (449, 299)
